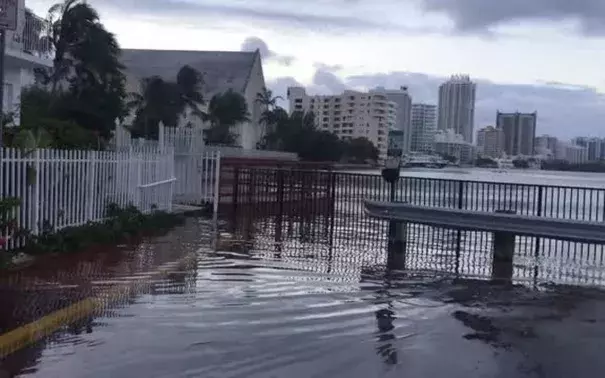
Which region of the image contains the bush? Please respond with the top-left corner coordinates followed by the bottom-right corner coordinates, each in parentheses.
top-left (23, 204), bottom-right (185, 256)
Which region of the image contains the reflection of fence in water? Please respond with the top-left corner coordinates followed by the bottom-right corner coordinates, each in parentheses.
top-left (223, 168), bottom-right (605, 287)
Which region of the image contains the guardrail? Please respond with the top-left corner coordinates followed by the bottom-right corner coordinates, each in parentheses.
top-left (364, 201), bottom-right (605, 244)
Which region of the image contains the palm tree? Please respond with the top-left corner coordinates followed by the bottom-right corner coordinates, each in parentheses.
top-left (128, 65), bottom-right (205, 140)
top-left (43, 0), bottom-right (123, 93)
top-left (255, 87), bottom-right (283, 137)
top-left (205, 90), bottom-right (250, 145)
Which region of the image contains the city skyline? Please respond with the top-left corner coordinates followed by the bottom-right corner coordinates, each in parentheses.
top-left (24, 0), bottom-right (605, 140)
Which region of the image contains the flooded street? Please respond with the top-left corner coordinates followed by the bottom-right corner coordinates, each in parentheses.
top-left (1, 212), bottom-right (605, 378)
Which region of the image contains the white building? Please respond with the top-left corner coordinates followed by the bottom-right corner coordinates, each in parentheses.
top-left (410, 103), bottom-right (436, 154)
top-left (535, 135), bottom-right (558, 159)
top-left (2, 1), bottom-right (53, 124)
top-left (121, 49), bottom-right (267, 149)
top-left (287, 87), bottom-right (395, 160)
top-left (433, 129), bottom-right (476, 163)
top-left (371, 86), bottom-right (412, 154)
top-left (437, 75), bottom-right (476, 143)
top-left (556, 141), bottom-right (588, 164)
top-left (476, 126), bottom-right (505, 158)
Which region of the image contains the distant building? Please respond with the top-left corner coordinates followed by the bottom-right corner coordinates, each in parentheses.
top-left (121, 48), bottom-right (267, 149)
top-left (496, 111), bottom-right (537, 156)
top-left (476, 126), bottom-right (505, 158)
top-left (372, 87), bottom-right (413, 154)
top-left (287, 87), bottom-right (396, 160)
top-left (437, 75), bottom-right (476, 143)
top-left (570, 137), bottom-right (603, 161)
top-left (434, 129), bottom-right (476, 163)
top-left (388, 129), bottom-right (405, 156)
top-left (535, 135), bottom-right (558, 160)
top-left (410, 103), bottom-right (437, 154)
top-left (556, 141), bottom-right (588, 164)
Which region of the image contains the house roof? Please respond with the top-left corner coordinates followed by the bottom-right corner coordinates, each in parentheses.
top-left (120, 49), bottom-right (258, 97)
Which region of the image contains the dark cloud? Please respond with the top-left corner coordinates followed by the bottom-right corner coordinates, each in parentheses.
top-left (240, 37), bottom-right (295, 66)
top-left (418, 0), bottom-right (605, 34)
top-left (268, 68), bottom-right (605, 139)
top-left (92, 0), bottom-right (445, 35)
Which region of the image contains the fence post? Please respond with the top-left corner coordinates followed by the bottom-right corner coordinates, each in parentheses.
top-left (87, 150), bottom-right (97, 221)
top-left (135, 152), bottom-right (142, 211)
top-left (212, 151), bottom-right (221, 224)
top-left (455, 180), bottom-right (465, 274)
top-left (32, 149), bottom-right (41, 236)
top-left (533, 186), bottom-right (544, 285)
top-left (275, 169), bottom-right (284, 243)
top-left (231, 166), bottom-right (240, 229)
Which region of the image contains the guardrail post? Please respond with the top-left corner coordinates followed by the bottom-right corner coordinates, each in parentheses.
top-left (387, 221), bottom-right (407, 269)
top-left (492, 209), bottom-right (516, 283)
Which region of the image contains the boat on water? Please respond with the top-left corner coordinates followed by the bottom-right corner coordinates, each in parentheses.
top-left (401, 154), bottom-right (448, 169)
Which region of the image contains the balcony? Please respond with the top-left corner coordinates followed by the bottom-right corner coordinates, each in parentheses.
top-left (5, 10), bottom-right (54, 68)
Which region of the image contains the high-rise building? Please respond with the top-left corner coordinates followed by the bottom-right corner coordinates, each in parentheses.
top-left (433, 129), bottom-right (476, 163)
top-left (388, 129), bottom-right (405, 156)
top-left (496, 111), bottom-right (537, 156)
top-left (437, 75), bottom-right (476, 143)
top-left (287, 87), bottom-right (396, 160)
top-left (410, 103), bottom-right (437, 153)
top-left (371, 87), bottom-right (412, 154)
top-left (535, 135), bottom-right (558, 159)
top-left (587, 138), bottom-right (602, 161)
top-left (476, 126), bottom-right (505, 158)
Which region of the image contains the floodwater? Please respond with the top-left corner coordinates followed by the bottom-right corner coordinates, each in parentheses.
top-left (2, 205), bottom-right (605, 378)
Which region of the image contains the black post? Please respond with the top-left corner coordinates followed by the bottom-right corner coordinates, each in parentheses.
top-left (275, 169), bottom-right (284, 244)
top-left (455, 181), bottom-right (465, 275)
top-left (533, 186), bottom-right (543, 286)
top-left (231, 167), bottom-right (239, 232)
top-left (492, 209), bottom-right (516, 284)
top-left (381, 158), bottom-right (406, 268)
top-left (0, 29), bottom-right (5, 147)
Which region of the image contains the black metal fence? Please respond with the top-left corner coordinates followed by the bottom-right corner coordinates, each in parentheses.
top-left (221, 167), bottom-right (605, 287)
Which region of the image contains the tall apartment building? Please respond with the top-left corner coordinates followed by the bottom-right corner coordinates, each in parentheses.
top-left (371, 86), bottom-right (412, 154)
top-left (556, 141), bottom-right (588, 164)
top-left (476, 126), bottom-right (504, 158)
top-left (437, 75), bottom-right (476, 143)
top-left (287, 87), bottom-right (396, 159)
top-left (410, 103), bottom-right (437, 153)
top-left (573, 137), bottom-right (602, 161)
top-left (535, 135), bottom-right (558, 159)
top-left (433, 129), bottom-right (476, 163)
top-left (496, 111), bottom-right (537, 157)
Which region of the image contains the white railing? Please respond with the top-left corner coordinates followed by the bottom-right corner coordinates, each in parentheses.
top-left (7, 11), bottom-right (53, 60)
top-left (173, 150), bottom-right (220, 209)
top-left (0, 146), bottom-right (175, 251)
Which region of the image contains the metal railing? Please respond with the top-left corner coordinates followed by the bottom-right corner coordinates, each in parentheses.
top-left (220, 167), bottom-right (605, 287)
top-left (7, 11), bottom-right (53, 60)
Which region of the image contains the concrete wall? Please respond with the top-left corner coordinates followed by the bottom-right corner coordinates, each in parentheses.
top-left (242, 52), bottom-right (266, 149)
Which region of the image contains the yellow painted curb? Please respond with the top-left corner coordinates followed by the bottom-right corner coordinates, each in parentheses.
top-left (0, 254), bottom-right (196, 358)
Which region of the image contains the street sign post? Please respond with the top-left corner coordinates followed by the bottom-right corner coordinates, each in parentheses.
top-left (0, 0), bottom-right (18, 147)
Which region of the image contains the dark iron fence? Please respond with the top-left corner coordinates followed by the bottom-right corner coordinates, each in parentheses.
top-left (219, 167), bottom-right (605, 287)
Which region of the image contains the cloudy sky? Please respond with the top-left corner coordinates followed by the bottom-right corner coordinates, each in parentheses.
top-left (28, 0), bottom-right (605, 139)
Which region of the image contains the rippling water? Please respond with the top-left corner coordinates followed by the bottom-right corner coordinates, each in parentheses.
top-left (2, 214), bottom-right (605, 378)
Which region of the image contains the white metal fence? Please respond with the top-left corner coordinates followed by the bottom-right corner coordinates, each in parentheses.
top-left (0, 146), bottom-right (175, 251)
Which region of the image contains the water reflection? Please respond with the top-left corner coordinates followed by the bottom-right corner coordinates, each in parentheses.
top-left (3, 204), bottom-right (605, 377)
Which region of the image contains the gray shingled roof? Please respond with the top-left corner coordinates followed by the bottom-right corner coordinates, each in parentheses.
top-left (120, 49), bottom-right (258, 97)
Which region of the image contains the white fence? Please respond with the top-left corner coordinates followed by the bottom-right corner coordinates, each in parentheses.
top-left (0, 146), bottom-right (175, 251)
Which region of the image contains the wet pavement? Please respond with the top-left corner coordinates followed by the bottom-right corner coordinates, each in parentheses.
top-left (1, 213), bottom-right (605, 377)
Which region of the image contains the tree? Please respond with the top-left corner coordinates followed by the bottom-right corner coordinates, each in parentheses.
top-left (128, 65), bottom-right (205, 140)
top-left (204, 90), bottom-right (250, 145)
top-left (259, 109), bottom-right (344, 162)
top-left (32, 0), bottom-right (126, 141)
top-left (255, 87), bottom-right (284, 138)
top-left (343, 137), bottom-right (379, 163)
